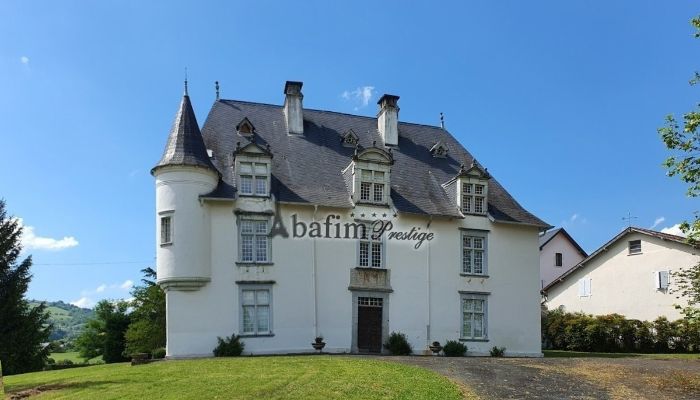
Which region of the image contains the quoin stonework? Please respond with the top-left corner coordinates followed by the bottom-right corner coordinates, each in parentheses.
top-left (152, 80), bottom-right (549, 357)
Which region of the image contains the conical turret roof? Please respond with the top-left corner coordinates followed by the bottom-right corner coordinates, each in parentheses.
top-left (152, 94), bottom-right (218, 175)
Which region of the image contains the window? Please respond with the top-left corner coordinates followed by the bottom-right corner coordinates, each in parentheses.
top-left (462, 232), bottom-right (487, 275)
top-left (239, 218), bottom-right (269, 263)
top-left (628, 240), bottom-right (642, 255)
top-left (654, 270), bottom-right (670, 290)
top-left (555, 252), bottom-right (563, 267)
top-left (359, 169), bottom-right (386, 203)
top-left (240, 287), bottom-right (271, 335)
top-left (359, 223), bottom-right (383, 268)
top-left (239, 162), bottom-right (269, 196)
top-left (462, 182), bottom-right (487, 215)
top-left (578, 278), bottom-right (592, 297)
top-left (461, 293), bottom-right (487, 340)
top-left (160, 214), bottom-right (173, 245)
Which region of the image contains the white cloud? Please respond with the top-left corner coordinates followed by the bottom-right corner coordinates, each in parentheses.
top-left (71, 297), bottom-right (94, 308)
top-left (570, 214), bottom-right (578, 222)
top-left (341, 86), bottom-right (375, 109)
top-left (95, 284), bottom-right (107, 293)
top-left (119, 280), bottom-right (134, 290)
top-left (660, 224), bottom-right (686, 237)
top-left (20, 56), bottom-right (29, 64)
top-left (15, 218), bottom-right (79, 251)
top-left (650, 217), bottom-right (665, 229)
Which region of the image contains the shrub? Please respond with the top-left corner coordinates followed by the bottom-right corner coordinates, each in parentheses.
top-left (383, 332), bottom-right (412, 355)
top-left (152, 348), bottom-right (166, 359)
top-left (489, 346), bottom-right (506, 357)
top-left (213, 334), bottom-right (245, 357)
top-left (442, 340), bottom-right (467, 357)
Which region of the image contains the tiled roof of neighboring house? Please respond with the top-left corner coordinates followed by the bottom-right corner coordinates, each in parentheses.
top-left (156, 89), bottom-right (549, 227)
top-left (152, 94), bottom-right (218, 175)
top-left (539, 227), bottom-right (588, 257)
top-left (542, 226), bottom-right (697, 293)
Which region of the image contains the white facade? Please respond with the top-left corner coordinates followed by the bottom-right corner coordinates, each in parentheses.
top-left (544, 230), bottom-right (699, 321)
top-left (155, 194), bottom-right (543, 357)
top-left (539, 230), bottom-right (586, 288)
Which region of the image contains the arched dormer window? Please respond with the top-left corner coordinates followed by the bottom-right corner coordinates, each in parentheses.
top-left (236, 117), bottom-right (255, 136)
top-left (457, 161), bottom-right (490, 216)
top-left (349, 146), bottom-right (393, 205)
top-left (341, 129), bottom-right (359, 147)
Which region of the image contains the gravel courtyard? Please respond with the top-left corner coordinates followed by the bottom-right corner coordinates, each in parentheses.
top-left (359, 355), bottom-right (700, 400)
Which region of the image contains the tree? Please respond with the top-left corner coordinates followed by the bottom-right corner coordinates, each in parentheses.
top-left (124, 267), bottom-right (166, 355)
top-left (0, 199), bottom-right (52, 375)
top-left (659, 15), bottom-right (700, 322)
top-left (75, 300), bottom-right (130, 363)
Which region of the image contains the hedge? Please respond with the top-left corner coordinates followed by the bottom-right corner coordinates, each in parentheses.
top-left (542, 309), bottom-right (700, 353)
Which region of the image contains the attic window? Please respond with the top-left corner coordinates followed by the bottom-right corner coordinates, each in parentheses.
top-left (237, 118), bottom-right (255, 135)
top-left (342, 130), bottom-right (359, 147)
top-left (628, 240), bottom-right (642, 255)
top-left (430, 142), bottom-right (448, 158)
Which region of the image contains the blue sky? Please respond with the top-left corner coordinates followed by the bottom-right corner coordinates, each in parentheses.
top-left (1, 1), bottom-right (697, 307)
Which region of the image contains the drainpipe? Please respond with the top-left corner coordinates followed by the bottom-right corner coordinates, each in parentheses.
top-left (426, 215), bottom-right (433, 347)
top-left (312, 204), bottom-right (319, 338)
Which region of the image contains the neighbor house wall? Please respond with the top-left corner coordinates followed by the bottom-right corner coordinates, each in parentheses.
top-left (545, 233), bottom-right (698, 321)
top-left (540, 234), bottom-right (586, 288)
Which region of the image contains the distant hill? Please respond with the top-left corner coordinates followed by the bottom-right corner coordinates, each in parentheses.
top-left (29, 300), bottom-right (94, 341)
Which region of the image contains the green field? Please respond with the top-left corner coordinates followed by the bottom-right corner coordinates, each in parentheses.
top-left (3, 356), bottom-right (463, 399)
top-left (48, 352), bottom-right (102, 364)
top-left (544, 350), bottom-right (700, 359)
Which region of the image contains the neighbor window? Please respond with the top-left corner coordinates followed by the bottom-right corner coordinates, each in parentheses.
top-left (462, 231), bottom-right (487, 275)
top-left (628, 240), bottom-right (642, 255)
top-left (462, 183), bottom-right (487, 215)
top-left (578, 278), bottom-right (592, 297)
top-left (359, 223), bottom-right (383, 268)
top-left (239, 162), bottom-right (269, 196)
top-left (160, 214), bottom-right (173, 245)
top-left (654, 270), bottom-right (670, 291)
top-left (239, 218), bottom-right (269, 263)
top-left (461, 293), bottom-right (488, 340)
top-left (240, 287), bottom-right (271, 335)
top-left (359, 169), bottom-right (386, 203)
top-left (555, 252), bottom-right (563, 267)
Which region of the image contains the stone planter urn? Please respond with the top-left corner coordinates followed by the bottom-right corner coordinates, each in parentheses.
top-left (312, 337), bottom-right (326, 352)
top-left (429, 341), bottom-right (443, 355)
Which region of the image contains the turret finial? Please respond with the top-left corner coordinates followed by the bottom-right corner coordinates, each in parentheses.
top-left (184, 67), bottom-right (189, 96)
top-left (440, 112), bottom-right (445, 129)
top-left (215, 81), bottom-right (220, 100)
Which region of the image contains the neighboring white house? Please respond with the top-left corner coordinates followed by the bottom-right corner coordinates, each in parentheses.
top-left (539, 228), bottom-right (587, 289)
top-left (543, 227), bottom-right (699, 321)
top-left (152, 80), bottom-right (550, 358)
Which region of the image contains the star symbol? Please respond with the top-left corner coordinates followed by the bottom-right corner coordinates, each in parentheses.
top-left (372, 213), bottom-right (377, 217)
top-left (350, 212), bottom-right (355, 218)
top-left (382, 213), bottom-right (387, 218)
top-left (360, 213), bottom-right (365, 218)
top-left (393, 213), bottom-right (397, 218)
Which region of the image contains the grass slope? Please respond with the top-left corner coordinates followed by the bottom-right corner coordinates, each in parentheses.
top-left (49, 352), bottom-right (103, 365)
top-left (4, 356), bottom-right (463, 400)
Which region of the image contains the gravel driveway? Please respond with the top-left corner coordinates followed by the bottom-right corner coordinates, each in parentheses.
top-left (355, 355), bottom-right (700, 400)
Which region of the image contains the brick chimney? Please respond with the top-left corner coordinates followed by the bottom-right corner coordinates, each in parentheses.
top-left (377, 94), bottom-right (399, 146)
top-left (284, 81), bottom-right (304, 134)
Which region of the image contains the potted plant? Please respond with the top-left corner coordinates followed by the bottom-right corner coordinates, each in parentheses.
top-left (311, 336), bottom-right (326, 352)
top-left (429, 341), bottom-right (443, 355)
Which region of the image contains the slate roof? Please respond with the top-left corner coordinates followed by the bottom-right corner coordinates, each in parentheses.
top-left (152, 94), bottom-right (218, 174)
top-left (539, 227), bottom-right (588, 257)
top-left (186, 96), bottom-right (549, 227)
top-left (542, 226), bottom-right (697, 292)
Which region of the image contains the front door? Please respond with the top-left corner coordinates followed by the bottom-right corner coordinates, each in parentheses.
top-left (357, 297), bottom-right (383, 353)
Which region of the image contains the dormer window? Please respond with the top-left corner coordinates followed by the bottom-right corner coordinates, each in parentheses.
top-left (430, 141), bottom-right (448, 158)
top-left (456, 162), bottom-right (490, 216)
top-left (342, 130), bottom-right (359, 147)
top-left (239, 162), bottom-right (269, 196)
top-left (360, 170), bottom-right (386, 203)
top-left (237, 118), bottom-right (255, 136)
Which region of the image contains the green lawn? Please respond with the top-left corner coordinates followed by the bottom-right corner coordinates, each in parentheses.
top-left (544, 350), bottom-right (700, 360)
top-left (48, 352), bottom-right (102, 365)
top-left (3, 356), bottom-right (463, 399)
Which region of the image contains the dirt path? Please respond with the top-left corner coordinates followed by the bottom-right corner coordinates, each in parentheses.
top-left (358, 356), bottom-right (700, 400)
